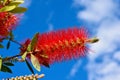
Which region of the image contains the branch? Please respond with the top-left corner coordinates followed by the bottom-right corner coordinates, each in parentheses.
top-left (1, 37), bottom-right (23, 46)
top-left (2, 54), bottom-right (23, 63)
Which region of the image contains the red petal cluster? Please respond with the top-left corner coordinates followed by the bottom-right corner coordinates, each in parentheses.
top-left (21, 27), bottom-right (89, 65)
top-left (0, 12), bottom-right (18, 37)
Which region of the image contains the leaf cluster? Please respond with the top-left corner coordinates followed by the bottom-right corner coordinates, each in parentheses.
top-left (0, 0), bottom-right (27, 13)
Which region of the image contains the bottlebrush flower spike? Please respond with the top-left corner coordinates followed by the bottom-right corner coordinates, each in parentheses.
top-left (21, 27), bottom-right (99, 66)
top-left (35, 27), bottom-right (89, 64)
top-left (0, 12), bottom-right (18, 37)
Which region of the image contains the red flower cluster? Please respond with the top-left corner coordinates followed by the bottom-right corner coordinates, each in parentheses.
top-left (36, 27), bottom-right (88, 64)
top-left (0, 12), bottom-right (18, 38)
top-left (21, 27), bottom-right (90, 65)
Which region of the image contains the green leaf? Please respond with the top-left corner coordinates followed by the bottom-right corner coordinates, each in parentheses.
top-left (25, 59), bottom-right (34, 74)
top-left (6, 41), bottom-right (10, 49)
top-left (10, 7), bottom-right (27, 13)
top-left (9, 0), bottom-right (24, 5)
top-left (0, 44), bottom-right (4, 48)
top-left (21, 51), bottom-right (28, 60)
top-left (31, 54), bottom-right (40, 72)
top-left (0, 57), bottom-right (2, 70)
top-left (1, 65), bottom-right (12, 73)
top-left (0, 5), bottom-right (17, 12)
top-left (27, 33), bottom-right (39, 52)
top-left (3, 62), bottom-right (14, 66)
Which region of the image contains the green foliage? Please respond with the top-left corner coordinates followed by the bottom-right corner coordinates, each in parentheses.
top-left (21, 51), bottom-right (27, 60)
top-left (9, 0), bottom-right (24, 5)
top-left (1, 65), bottom-right (12, 73)
top-left (0, 57), bottom-right (2, 70)
top-left (0, 57), bottom-right (16, 73)
top-left (31, 54), bottom-right (41, 72)
top-left (21, 33), bottom-right (41, 72)
top-left (0, 5), bottom-right (17, 12)
top-left (0, 56), bottom-right (14, 73)
top-left (6, 41), bottom-right (10, 49)
top-left (3, 62), bottom-right (14, 66)
top-left (22, 33), bottom-right (39, 60)
top-left (0, 0), bottom-right (27, 13)
top-left (10, 7), bottom-right (27, 13)
top-left (27, 33), bottom-right (39, 52)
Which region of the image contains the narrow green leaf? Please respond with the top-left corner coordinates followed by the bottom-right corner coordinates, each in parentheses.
top-left (0, 5), bottom-right (16, 12)
top-left (27, 44), bottom-right (31, 52)
top-left (0, 44), bottom-right (4, 48)
top-left (10, 7), bottom-right (27, 13)
top-left (21, 51), bottom-right (28, 60)
top-left (3, 62), bottom-right (14, 66)
top-left (27, 33), bottom-right (39, 51)
top-left (6, 41), bottom-right (10, 49)
top-left (31, 54), bottom-right (40, 72)
top-left (0, 57), bottom-right (2, 70)
top-left (1, 65), bottom-right (12, 73)
top-left (31, 33), bottom-right (39, 51)
top-left (25, 59), bottom-right (34, 74)
top-left (9, 0), bottom-right (24, 5)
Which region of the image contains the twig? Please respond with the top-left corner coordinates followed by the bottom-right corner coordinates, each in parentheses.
top-left (10, 39), bottom-right (23, 46)
top-left (2, 54), bottom-right (22, 63)
top-left (1, 37), bottom-right (23, 46)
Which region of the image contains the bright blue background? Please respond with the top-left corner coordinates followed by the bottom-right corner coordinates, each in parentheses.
top-left (1, 0), bottom-right (94, 80)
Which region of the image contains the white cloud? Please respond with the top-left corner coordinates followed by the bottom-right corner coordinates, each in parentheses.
top-left (88, 59), bottom-right (120, 80)
top-left (113, 51), bottom-right (120, 61)
top-left (75, 0), bottom-right (118, 23)
top-left (71, 0), bottom-right (120, 80)
top-left (89, 19), bottom-right (120, 60)
top-left (66, 60), bottom-right (82, 79)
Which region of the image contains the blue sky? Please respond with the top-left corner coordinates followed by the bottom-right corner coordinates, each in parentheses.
top-left (0, 0), bottom-right (120, 80)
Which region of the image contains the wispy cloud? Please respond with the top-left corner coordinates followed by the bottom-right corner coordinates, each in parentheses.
top-left (75, 0), bottom-right (118, 23)
top-left (66, 60), bottom-right (82, 80)
top-left (71, 0), bottom-right (120, 80)
top-left (48, 23), bottom-right (54, 31)
top-left (46, 12), bottom-right (54, 23)
top-left (46, 12), bottom-right (54, 31)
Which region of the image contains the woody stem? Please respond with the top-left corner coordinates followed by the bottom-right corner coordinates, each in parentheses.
top-left (2, 54), bottom-right (23, 63)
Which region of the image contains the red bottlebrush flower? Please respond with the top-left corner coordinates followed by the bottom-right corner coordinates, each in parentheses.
top-left (0, 26), bottom-right (8, 36)
top-left (21, 27), bottom-right (94, 66)
top-left (0, 12), bottom-right (18, 37)
top-left (35, 27), bottom-right (89, 64)
top-left (21, 27), bottom-right (99, 67)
